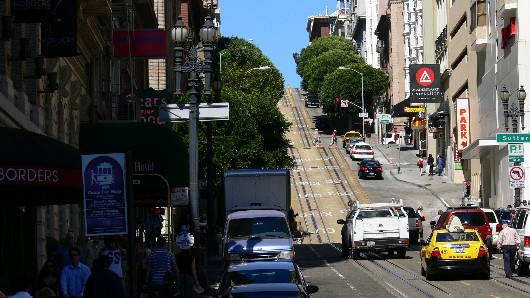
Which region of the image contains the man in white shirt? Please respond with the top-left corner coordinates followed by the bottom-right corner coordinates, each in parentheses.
top-left (497, 220), bottom-right (521, 278)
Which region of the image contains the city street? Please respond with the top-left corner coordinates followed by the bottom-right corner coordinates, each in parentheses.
top-left (276, 88), bottom-right (530, 297)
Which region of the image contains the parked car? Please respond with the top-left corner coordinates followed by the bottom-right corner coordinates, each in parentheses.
top-left (205, 261), bottom-right (319, 297)
top-left (345, 138), bottom-right (362, 154)
top-left (305, 94), bottom-right (320, 108)
top-left (357, 159), bottom-right (383, 180)
top-left (480, 208), bottom-right (499, 252)
top-left (403, 207), bottom-right (422, 243)
top-left (342, 131), bottom-right (363, 148)
top-left (512, 206), bottom-right (530, 276)
top-left (382, 132), bottom-right (397, 145)
top-left (349, 142), bottom-right (374, 160)
top-left (432, 206), bottom-right (493, 259)
top-left (221, 283), bottom-right (313, 298)
top-left (420, 218), bottom-right (490, 281)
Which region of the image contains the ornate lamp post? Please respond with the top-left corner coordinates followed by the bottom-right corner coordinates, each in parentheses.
top-left (172, 15), bottom-right (216, 234)
top-left (500, 85), bottom-right (526, 132)
top-left (500, 85), bottom-right (526, 204)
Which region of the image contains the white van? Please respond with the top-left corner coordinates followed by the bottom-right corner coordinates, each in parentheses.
top-left (513, 206), bottom-right (530, 276)
top-left (382, 132), bottom-right (397, 145)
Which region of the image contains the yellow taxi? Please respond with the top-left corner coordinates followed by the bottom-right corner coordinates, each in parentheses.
top-left (420, 217), bottom-right (490, 280)
top-left (342, 131), bottom-right (363, 148)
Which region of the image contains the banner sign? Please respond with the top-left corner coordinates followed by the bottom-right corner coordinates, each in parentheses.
top-left (12, 0), bottom-right (54, 23)
top-left (456, 98), bottom-right (470, 151)
top-left (41, 0), bottom-right (78, 57)
top-left (82, 153), bottom-right (128, 236)
top-left (113, 30), bottom-right (167, 58)
top-left (410, 64), bottom-right (442, 103)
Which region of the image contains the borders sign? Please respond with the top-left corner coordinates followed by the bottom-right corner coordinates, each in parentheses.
top-left (410, 64), bottom-right (442, 103)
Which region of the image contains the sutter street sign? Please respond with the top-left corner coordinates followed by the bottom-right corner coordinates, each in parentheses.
top-left (497, 133), bottom-right (530, 143)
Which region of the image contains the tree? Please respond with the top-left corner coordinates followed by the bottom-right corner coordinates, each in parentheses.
top-left (296, 36), bottom-right (354, 78)
top-left (173, 37), bottom-right (293, 191)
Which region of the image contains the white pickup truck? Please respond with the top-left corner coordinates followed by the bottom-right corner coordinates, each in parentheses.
top-left (337, 199), bottom-right (409, 259)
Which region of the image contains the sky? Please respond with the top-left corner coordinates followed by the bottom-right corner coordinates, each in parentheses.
top-left (219, 0), bottom-right (340, 88)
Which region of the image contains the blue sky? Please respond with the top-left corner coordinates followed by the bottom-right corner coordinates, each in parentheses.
top-left (219, 0), bottom-right (339, 88)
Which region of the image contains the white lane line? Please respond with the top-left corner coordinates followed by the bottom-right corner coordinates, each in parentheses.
top-left (440, 198), bottom-right (450, 207)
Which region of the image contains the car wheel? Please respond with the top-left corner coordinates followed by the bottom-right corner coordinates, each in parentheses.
top-left (409, 231), bottom-right (418, 244)
top-left (397, 248), bottom-right (406, 258)
top-left (341, 238), bottom-right (350, 259)
top-left (482, 270), bottom-right (490, 280)
top-left (352, 250), bottom-right (361, 260)
top-left (516, 253), bottom-right (529, 276)
top-left (425, 268), bottom-right (435, 281)
top-left (420, 265), bottom-right (426, 277)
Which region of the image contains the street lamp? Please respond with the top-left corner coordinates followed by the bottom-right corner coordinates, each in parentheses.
top-left (500, 85), bottom-right (526, 132)
top-left (172, 15), bottom-right (216, 234)
top-left (338, 66), bottom-right (365, 140)
top-left (500, 84), bottom-right (526, 205)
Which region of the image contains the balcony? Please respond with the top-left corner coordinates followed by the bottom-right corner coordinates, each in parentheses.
top-left (497, 0), bottom-right (517, 17)
top-left (471, 26), bottom-right (487, 52)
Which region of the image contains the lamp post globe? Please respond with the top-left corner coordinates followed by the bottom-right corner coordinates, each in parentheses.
top-left (501, 86), bottom-right (510, 102)
top-left (171, 16), bottom-right (188, 43)
top-left (518, 85), bottom-right (526, 101)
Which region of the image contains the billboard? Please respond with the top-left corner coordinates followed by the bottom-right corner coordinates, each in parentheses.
top-left (410, 64), bottom-right (442, 103)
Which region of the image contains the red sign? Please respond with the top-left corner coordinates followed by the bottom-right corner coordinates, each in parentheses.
top-left (456, 98), bottom-right (470, 151)
top-left (0, 165), bottom-right (81, 187)
top-left (113, 30), bottom-right (167, 58)
top-left (501, 17), bottom-right (516, 49)
top-left (415, 67), bottom-right (435, 87)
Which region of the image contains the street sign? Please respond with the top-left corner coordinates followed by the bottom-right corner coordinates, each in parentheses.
top-left (497, 133), bottom-right (530, 143)
top-left (379, 114), bottom-right (391, 124)
top-left (159, 103), bottom-right (230, 122)
top-left (359, 112), bottom-right (368, 118)
top-left (508, 143), bottom-right (524, 155)
top-left (509, 166), bottom-right (525, 188)
top-left (509, 156), bottom-right (525, 163)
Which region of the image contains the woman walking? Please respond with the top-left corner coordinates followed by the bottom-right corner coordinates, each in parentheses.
top-left (427, 154), bottom-right (435, 176)
top-left (416, 157), bottom-right (424, 175)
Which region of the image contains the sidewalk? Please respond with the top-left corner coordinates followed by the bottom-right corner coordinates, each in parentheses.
top-left (371, 137), bottom-right (464, 208)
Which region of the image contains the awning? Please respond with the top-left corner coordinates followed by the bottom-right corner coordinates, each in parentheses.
top-left (392, 98), bottom-right (425, 117)
top-left (461, 138), bottom-right (501, 159)
top-left (0, 127), bottom-right (82, 206)
top-left (80, 122), bottom-right (189, 206)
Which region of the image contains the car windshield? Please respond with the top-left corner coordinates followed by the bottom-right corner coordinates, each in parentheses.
top-left (346, 132), bottom-right (361, 138)
top-left (498, 211), bottom-right (512, 221)
top-left (355, 145), bottom-right (372, 150)
top-left (229, 292), bottom-right (305, 298)
top-left (357, 209), bottom-right (392, 219)
top-left (361, 160), bottom-right (380, 167)
top-left (224, 269), bottom-right (298, 288)
top-left (453, 212), bottom-right (486, 226)
top-left (227, 217), bottom-right (289, 239)
top-left (436, 232), bottom-right (480, 242)
top-left (484, 211), bottom-right (497, 223)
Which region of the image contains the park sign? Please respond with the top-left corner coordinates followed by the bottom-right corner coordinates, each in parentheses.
top-left (410, 64), bottom-right (442, 103)
top-left (496, 133), bottom-right (530, 142)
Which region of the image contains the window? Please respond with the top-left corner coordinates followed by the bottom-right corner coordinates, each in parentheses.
top-left (453, 212), bottom-right (486, 226)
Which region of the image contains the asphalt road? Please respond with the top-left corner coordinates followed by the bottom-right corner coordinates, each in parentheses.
top-left (283, 88), bottom-right (530, 298)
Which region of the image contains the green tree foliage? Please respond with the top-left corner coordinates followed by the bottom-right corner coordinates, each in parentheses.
top-left (296, 36), bottom-right (353, 79)
top-left (174, 37), bottom-right (293, 191)
top-left (320, 65), bottom-right (389, 118)
top-left (302, 49), bottom-right (364, 95)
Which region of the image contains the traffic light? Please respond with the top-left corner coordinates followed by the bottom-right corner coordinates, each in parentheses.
top-left (465, 181), bottom-right (471, 197)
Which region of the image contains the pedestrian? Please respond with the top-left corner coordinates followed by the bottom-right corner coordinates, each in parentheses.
top-left (59, 247), bottom-right (91, 298)
top-left (176, 226), bottom-right (203, 297)
top-left (144, 236), bottom-right (179, 297)
top-left (416, 207), bottom-right (426, 241)
top-left (7, 271), bottom-right (33, 298)
top-left (145, 208), bottom-right (162, 248)
top-left (329, 130), bottom-right (337, 147)
top-left (416, 157), bottom-right (424, 175)
top-left (54, 231), bottom-right (84, 270)
top-left (313, 129), bottom-right (321, 147)
top-left (84, 255), bottom-right (125, 298)
top-left (436, 153), bottom-right (444, 176)
top-left (427, 154), bottom-right (435, 176)
top-left (523, 200), bottom-right (528, 206)
top-left (34, 260), bottom-right (59, 296)
top-left (83, 236), bottom-right (103, 271)
top-left (135, 237), bottom-right (150, 298)
top-left (101, 236), bottom-right (126, 279)
top-left (431, 210), bottom-right (444, 230)
top-left (497, 220), bottom-right (521, 279)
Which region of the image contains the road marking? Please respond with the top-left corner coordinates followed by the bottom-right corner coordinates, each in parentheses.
top-left (307, 227), bottom-right (336, 234)
top-left (460, 281), bottom-right (470, 286)
top-left (440, 198), bottom-right (450, 207)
